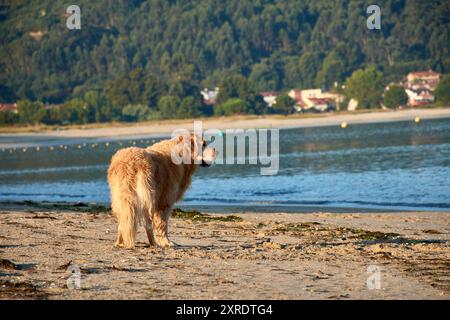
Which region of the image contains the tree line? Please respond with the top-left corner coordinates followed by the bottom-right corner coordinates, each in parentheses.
top-left (2, 70), bottom-right (449, 126)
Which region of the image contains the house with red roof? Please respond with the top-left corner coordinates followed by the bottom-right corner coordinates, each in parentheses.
top-left (404, 70), bottom-right (440, 106)
top-left (0, 103), bottom-right (17, 113)
top-left (260, 91), bottom-right (278, 108)
top-left (288, 89), bottom-right (342, 112)
top-left (405, 89), bottom-right (435, 106)
top-left (200, 87), bottom-right (219, 105)
top-left (406, 70), bottom-right (440, 83)
top-left (405, 70), bottom-right (440, 92)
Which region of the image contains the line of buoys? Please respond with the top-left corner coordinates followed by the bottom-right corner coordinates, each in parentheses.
top-left (2, 142), bottom-right (134, 151)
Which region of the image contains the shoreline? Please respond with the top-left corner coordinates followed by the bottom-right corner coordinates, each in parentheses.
top-left (0, 202), bottom-right (448, 299)
top-left (1, 201), bottom-right (448, 214)
top-left (1, 108), bottom-right (450, 149)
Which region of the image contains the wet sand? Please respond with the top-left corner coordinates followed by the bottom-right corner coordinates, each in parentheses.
top-left (0, 203), bottom-right (448, 299)
top-left (1, 108), bottom-right (450, 149)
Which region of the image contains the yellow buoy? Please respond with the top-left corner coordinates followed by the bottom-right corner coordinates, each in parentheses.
top-left (36, 146), bottom-right (40, 151)
top-left (414, 116), bottom-right (421, 123)
top-left (341, 122), bottom-right (348, 129)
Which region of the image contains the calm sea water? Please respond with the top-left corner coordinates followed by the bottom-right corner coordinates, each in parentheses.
top-left (1, 118), bottom-right (449, 212)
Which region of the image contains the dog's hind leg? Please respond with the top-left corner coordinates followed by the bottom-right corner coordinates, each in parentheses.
top-left (136, 174), bottom-right (155, 247)
top-left (115, 201), bottom-right (138, 249)
top-left (144, 212), bottom-right (156, 246)
top-left (152, 208), bottom-right (175, 248)
top-left (115, 232), bottom-right (124, 247)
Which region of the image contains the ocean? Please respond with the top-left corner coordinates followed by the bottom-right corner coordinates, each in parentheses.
top-left (1, 118), bottom-right (449, 212)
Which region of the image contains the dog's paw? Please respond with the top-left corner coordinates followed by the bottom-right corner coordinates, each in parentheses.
top-left (158, 239), bottom-right (177, 248)
top-left (114, 243), bottom-right (135, 250)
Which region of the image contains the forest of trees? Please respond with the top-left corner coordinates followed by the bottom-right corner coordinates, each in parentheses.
top-left (0, 0), bottom-right (449, 125)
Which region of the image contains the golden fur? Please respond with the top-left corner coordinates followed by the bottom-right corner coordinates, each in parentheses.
top-left (107, 134), bottom-right (215, 248)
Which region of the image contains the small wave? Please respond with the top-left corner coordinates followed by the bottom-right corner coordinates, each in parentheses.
top-left (337, 199), bottom-right (450, 209)
top-left (0, 192), bottom-right (86, 198)
top-left (182, 196), bottom-right (450, 210)
top-left (252, 190), bottom-right (297, 196)
top-left (0, 164), bottom-right (108, 176)
top-left (280, 142), bottom-right (450, 160)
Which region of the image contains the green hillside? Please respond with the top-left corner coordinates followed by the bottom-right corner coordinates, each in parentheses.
top-left (0, 0), bottom-right (449, 122)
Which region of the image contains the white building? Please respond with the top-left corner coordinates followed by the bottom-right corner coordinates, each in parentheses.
top-left (200, 87), bottom-right (219, 105)
top-left (288, 89), bottom-right (343, 112)
top-left (405, 89), bottom-right (434, 106)
top-left (260, 91), bottom-right (278, 107)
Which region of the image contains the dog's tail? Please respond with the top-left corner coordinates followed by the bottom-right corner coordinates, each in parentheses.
top-left (135, 172), bottom-right (153, 218)
top-left (110, 173), bottom-right (152, 248)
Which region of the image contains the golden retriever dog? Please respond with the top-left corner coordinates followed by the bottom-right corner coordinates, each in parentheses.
top-left (108, 134), bottom-right (216, 248)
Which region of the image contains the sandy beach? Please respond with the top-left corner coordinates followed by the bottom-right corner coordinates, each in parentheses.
top-left (1, 108), bottom-right (450, 149)
top-left (0, 202), bottom-right (448, 300)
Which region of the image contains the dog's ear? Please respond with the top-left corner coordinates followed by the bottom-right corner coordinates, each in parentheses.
top-left (177, 135), bottom-right (186, 158)
top-left (172, 134), bottom-right (202, 164)
top-left (190, 134), bottom-right (204, 163)
top-left (173, 134), bottom-right (193, 163)
top-left (171, 135), bottom-right (186, 164)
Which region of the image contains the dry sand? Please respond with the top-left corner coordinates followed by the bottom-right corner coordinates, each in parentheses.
top-left (0, 203), bottom-right (449, 300)
top-left (1, 108), bottom-right (450, 148)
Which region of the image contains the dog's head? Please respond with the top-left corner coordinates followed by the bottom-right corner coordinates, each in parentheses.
top-left (172, 133), bottom-right (217, 166)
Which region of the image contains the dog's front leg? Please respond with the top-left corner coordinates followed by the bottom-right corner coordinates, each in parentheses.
top-left (152, 209), bottom-right (175, 248)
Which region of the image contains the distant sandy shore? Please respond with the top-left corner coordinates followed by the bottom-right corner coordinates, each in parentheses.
top-left (0, 202), bottom-right (448, 299)
top-left (1, 108), bottom-right (450, 148)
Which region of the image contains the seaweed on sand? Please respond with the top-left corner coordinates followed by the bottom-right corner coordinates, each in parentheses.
top-left (171, 208), bottom-right (243, 222)
top-left (0, 280), bottom-right (48, 299)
